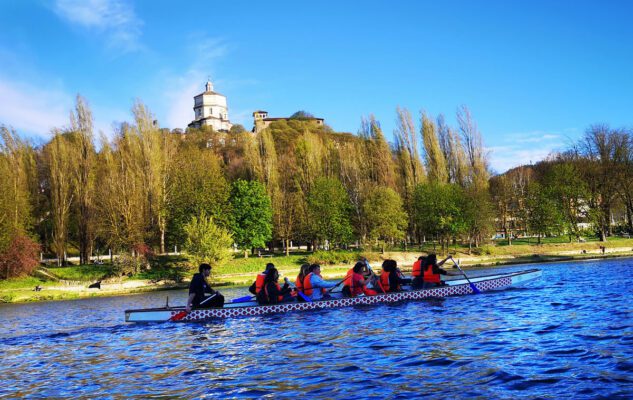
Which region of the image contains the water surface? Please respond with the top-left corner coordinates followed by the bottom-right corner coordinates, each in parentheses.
top-left (1, 259), bottom-right (632, 398)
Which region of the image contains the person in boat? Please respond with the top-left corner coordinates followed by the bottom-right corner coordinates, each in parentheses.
top-left (421, 254), bottom-right (460, 288)
top-left (359, 257), bottom-right (380, 291)
top-left (410, 256), bottom-right (426, 289)
top-left (249, 263), bottom-right (275, 295)
top-left (295, 263), bottom-right (311, 301)
top-left (378, 259), bottom-right (412, 293)
top-left (256, 266), bottom-right (293, 305)
top-left (342, 262), bottom-right (378, 297)
top-left (185, 263), bottom-right (224, 312)
top-left (304, 263), bottom-right (337, 301)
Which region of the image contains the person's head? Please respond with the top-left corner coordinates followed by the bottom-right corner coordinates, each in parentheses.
top-left (264, 267), bottom-right (279, 283)
top-left (199, 263), bottom-right (212, 277)
top-left (382, 259), bottom-right (397, 272)
top-left (299, 263), bottom-right (311, 278)
top-left (265, 263), bottom-right (275, 273)
top-left (309, 263), bottom-right (321, 275)
top-left (353, 261), bottom-right (365, 274)
top-left (427, 254), bottom-right (437, 266)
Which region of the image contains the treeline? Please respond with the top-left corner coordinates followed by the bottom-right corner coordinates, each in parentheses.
top-left (1, 95), bottom-right (632, 278)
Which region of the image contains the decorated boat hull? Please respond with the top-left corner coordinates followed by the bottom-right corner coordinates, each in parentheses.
top-left (125, 269), bottom-right (541, 322)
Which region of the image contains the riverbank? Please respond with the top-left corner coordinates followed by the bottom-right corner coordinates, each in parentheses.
top-left (2, 240), bottom-right (632, 304)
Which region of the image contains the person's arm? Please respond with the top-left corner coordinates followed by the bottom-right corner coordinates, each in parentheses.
top-left (311, 274), bottom-right (337, 289)
top-left (248, 281), bottom-right (257, 295)
top-left (186, 293), bottom-right (196, 312)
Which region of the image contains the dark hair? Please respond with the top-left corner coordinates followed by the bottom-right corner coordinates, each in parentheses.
top-left (418, 256), bottom-right (425, 261)
top-left (265, 263), bottom-right (275, 272)
top-left (309, 263), bottom-right (321, 273)
top-left (353, 261), bottom-right (365, 274)
top-left (264, 267), bottom-right (279, 283)
top-left (199, 263), bottom-right (212, 273)
top-left (299, 263), bottom-right (311, 280)
top-left (426, 254), bottom-right (437, 269)
top-left (382, 259), bottom-right (397, 272)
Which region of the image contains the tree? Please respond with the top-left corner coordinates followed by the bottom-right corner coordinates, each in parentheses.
top-left (0, 235), bottom-right (40, 279)
top-left (544, 161), bottom-right (588, 242)
top-left (413, 183), bottom-right (465, 252)
top-left (68, 95), bottom-right (96, 264)
top-left (229, 179), bottom-right (273, 257)
top-left (525, 182), bottom-right (563, 244)
top-left (229, 124), bottom-right (247, 134)
top-left (360, 115), bottom-right (397, 189)
top-left (421, 111), bottom-right (448, 184)
top-left (363, 187), bottom-right (408, 252)
top-left (308, 177), bottom-right (353, 248)
top-left (184, 212), bottom-right (233, 267)
top-left (44, 133), bottom-right (75, 265)
top-left (290, 110), bottom-right (315, 119)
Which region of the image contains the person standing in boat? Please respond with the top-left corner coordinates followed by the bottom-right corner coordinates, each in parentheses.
top-left (304, 264), bottom-right (337, 301)
top-left (421, 254), bottom-right (460, 288)
top-left (256, 266), bottom-right (293, 305)
top-left (249, 263), bottom-right (275, 295)
top-left (342, 262), bottom-right (378, 297)
top-left (378, 259), bottom-right (412, 293)
top-left (185, 263), bottom-right (224, 312)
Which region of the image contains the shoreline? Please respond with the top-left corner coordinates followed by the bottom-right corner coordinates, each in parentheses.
top-left (2, 248), bottom-right (632, 305)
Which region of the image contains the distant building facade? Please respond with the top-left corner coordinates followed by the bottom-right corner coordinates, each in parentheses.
top-left (188, 80), bottom-right (232, 132)
top-left (252, 111), bottom-right (324, 134)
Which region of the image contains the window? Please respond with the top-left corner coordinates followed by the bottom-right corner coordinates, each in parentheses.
top-left (209, 108), bottom-right (213, 116)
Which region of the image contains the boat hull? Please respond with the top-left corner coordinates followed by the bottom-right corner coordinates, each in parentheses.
top-left (125, 269), bottom-right (541, 322)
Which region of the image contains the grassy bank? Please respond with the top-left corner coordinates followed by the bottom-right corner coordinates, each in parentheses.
top-left (2, 238), bottom-right (632, 304)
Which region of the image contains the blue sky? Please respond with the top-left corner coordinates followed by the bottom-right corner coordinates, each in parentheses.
top-left (1, 0), bottom-right (632, 172)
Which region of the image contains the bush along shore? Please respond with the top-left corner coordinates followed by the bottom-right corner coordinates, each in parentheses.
top-left (2, 238), bottom-right (633, 304)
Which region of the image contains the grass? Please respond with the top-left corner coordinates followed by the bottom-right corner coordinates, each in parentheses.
top-left (46, 264), bottom-right (111, 281)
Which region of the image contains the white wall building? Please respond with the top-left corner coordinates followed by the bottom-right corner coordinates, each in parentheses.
top-left (188, 80), bottom-right (232, 132)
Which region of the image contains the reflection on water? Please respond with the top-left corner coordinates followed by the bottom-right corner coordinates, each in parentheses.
top-left (1, 260), bottom-right (632, 398)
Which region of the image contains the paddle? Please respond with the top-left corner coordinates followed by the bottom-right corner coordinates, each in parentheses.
top-left (450, 256), bottom-right (480, 294)
top-left (231, 295), bottom-right (255, 303)
top-left (326, 278), bottom-right (347, 293)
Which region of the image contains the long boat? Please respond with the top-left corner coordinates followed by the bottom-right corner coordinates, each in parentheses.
top-left (125, 269), bottom-right (541, 322)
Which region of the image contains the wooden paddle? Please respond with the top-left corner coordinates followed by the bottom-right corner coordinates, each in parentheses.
top-left (450, 256), bottom-right (480, 294)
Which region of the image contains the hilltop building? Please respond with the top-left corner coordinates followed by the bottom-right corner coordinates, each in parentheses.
top-left (188, 80), bottom-right (232, 132)
top-left (252, 111), bottom-right (324, 134)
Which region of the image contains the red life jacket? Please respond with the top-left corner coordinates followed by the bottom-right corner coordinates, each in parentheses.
top-left (424, 264), bottom-right (441, 283)
top-left (295, 275), bottom-right (304, 292)
top-left (344, 270), bottom-right (374, 297)
top-left (303, 272), bottom-right (327, 296)
top-left (380, 270), bottom-right (400, 292)
top-left (412, 259), bottom-right (423, 277)
top-left (255, 273), bottom-right (266, 294)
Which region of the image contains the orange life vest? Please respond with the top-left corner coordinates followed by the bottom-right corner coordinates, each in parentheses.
top-left (295, 275), bottom-right (304, 292)
top-left (423, 264), bottom-right (441, 283)
top-left (255, 273), bottom-right (267, 294)
top-left (379, 270), bottom-right (400, 292)
top-left (412, 259), bottom-right (423, 277)
top-left (303, 272), bottom-right (328, 297)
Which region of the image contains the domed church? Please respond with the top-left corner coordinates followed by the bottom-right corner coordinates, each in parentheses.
top-left (187, 80), bottom-right (233, 132)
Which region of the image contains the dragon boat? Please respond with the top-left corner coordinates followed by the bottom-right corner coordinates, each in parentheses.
top-left (125, 268), bottom-right (541, 322)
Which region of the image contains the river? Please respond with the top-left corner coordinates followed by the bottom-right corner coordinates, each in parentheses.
top-left (1, 258), bottom-right (631, 398)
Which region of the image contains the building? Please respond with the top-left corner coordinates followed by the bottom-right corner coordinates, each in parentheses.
top-left (252, 111), bottom-right (324, 134)
top-left (188, 80), bottom-right (232, 132)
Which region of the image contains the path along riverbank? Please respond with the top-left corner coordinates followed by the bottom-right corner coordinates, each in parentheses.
top-left (2, 243), bottom-right (632, 304)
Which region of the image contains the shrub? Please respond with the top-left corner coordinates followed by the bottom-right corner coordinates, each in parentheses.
top-left (184, 212), bottom-right (234, 267)
top-left (0, 235), bottom-right (40, 279)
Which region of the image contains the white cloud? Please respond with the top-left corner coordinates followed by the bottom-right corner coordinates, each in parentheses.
top-left (158, 37), bottom-right (231, 129)
top-left (54, 0), bottom-right (143, 53)
top-left (0, 78), bottom-right (72, 137)
top-left (488, 144), bottom-right (558, 173)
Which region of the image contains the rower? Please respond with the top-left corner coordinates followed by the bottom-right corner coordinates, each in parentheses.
top-left (303, 264), bottom-right (337, 301)
top-left (422, 254), bottom-right (460, 288)
top-left (342, 262), bottom-right (377, 297)
top-left (411, 256), bottom-right (426, 289)
top-left (295, 263), bottom-right (311, 301)
top-left (256, 267), bottom-right (293, 305)
top-left (249, 263), bottom-right (275, 295)
top-left (379, 259), bottom-right (412, 292)
top-left (186, 263), bottom-right (224, 312)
